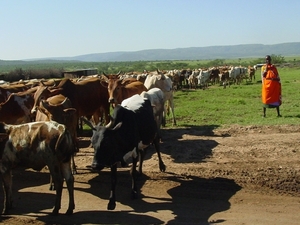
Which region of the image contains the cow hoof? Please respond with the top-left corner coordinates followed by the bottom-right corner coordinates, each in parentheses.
top-left (131, 190), bottom-right (138, 199)
top-left (49, 185), bottom-right (55, 191)
top-left (160, 164), bottom-right (166, 172)
top-left (65, 209), bottom-right (73, 215)
top-left (107, 202), bottom-right (116, 210)
top-left (51, 208), bottom-right (59, 216)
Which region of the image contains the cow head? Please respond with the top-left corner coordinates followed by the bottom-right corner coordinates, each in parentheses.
top-left (31, 86), bottom-right (61, 115)
top-left (89, 122), bottom-right (123, 170)
top-left (37, 95), bottom-right (77, 130)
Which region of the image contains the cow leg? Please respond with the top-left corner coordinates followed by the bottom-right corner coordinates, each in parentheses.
top-left (49, 175), bottom-right (55, 191)
top-left (153, 136), bottom-right (166, 172)
top-left (108, 164), bottom-right (117, 210)
top-left (130, 155), bottom-right (139, 199)
top-left (168, 98), bottom-right (177, 126)
top-left (71, 154), bottom-right (77, 175)
top-left (61, 162), bottom-right (75, 215)
top-left (137, 149), bottom-right (145, 175)
top-left (1, 170), bottom-right (12, 214)
top-left (48, 164), bottom-right (64, 215)
top-left (49, 159), bottom-right (74, 191)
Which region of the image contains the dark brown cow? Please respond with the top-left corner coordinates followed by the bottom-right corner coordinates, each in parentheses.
top-left (0, 121), bottom-right (75, 215)
top-left (209, 68), bottom-right (220, 85)
top-left (219, 70), bottom-right (230, 88)
top-left (31, 77), bottom-right (110, 126)
top-left (103, 75), bottom-right (147, 105)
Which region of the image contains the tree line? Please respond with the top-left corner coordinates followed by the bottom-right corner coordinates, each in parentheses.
top-left (0, 54), bottom-right (294, 83)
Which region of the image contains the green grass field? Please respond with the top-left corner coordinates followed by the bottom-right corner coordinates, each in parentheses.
top-left (168, 67), bottom-right (300, 128)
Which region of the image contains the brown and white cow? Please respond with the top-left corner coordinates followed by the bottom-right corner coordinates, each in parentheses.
top-left (248, 66), bottom-right (256, 82)
top-left (0, 83), bottom-right (31, 103)
top-left (0, 87), bottom-right (38, 124)
top-left (36, 94), bottom-right (78, 187)
top-left (0, 121), bottom-right (75, 215)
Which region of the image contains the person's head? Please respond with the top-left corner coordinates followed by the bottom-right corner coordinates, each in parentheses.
top-left (265, 55), bottom-right (272, 64)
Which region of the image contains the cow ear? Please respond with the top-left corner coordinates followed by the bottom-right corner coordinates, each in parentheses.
top-left (121, 79), bottom-right (132, 86)
top-left (100, 74), bottom-right (109, 82)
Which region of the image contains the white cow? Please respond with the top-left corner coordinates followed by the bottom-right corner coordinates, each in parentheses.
top-left (197, 69), bottom-right (210, 89)
top-left (140, 87), bottom-right (165, 134)
top-left (143, 70), bottom-right (176, 126)
top-left (228, 66), bottom-right (247, 85)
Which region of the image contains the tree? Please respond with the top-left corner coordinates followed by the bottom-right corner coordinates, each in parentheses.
top-left (270, 54), bottom-right (285, 64)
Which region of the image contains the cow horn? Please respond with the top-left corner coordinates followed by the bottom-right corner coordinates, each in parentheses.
top-left (105, 115), bottom-right (115, 129)
top-left (48, 96), bottom-right (68, 107)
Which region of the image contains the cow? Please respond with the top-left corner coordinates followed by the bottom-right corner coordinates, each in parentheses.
top-left (0, 121), bottom-right (75, 215)
top-left (140, 88), bottom-right (164, 133)
top-left (209, 68), bottom-right (220, 85)
top-left (36, 94), bottom-right (78, 189)
top-left (248, 66), bottom-right (256, 82)
top-left (86, 94), bottom-right (165, 210)
top-left (102, 74), bottom-right (148, 106)
top-left (197, 69), bottom-right (211, 89)
top-left (0, 83), bottom-right (31, 103)
top-left (144, 69), bottom-right (176, 126)
top-left (188, 70), bottom-right (199, 89)
top-left (139, 88), bottom-right (165, 172)
top-left (219, 70), bottom-right (230, 88)
top-left (0, 87), bottom-right (37, 124)
top-left (31, 77), bottom-right (110, 128)
top-left (166, 70), bottom-right (181, 90)
top-left (228, 66), bottom-right (247, 85)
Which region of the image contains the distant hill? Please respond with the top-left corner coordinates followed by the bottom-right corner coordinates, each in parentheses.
top-left (2, 42), bottom-right (300, 63)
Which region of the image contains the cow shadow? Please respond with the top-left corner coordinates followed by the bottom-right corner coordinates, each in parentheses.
top-left (0, 169), bottom-right (59, 215)
top-left (0, 169), bottom-right (242, 225)
top-left (166, 175), bottom-right (242, 224)
top-left (69, 171), bottom-right (241, 224)
top-left (143, 125), bottom-right (220, 164)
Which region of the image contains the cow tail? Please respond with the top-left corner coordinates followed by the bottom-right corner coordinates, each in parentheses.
top-left (55, 128), bottom-right (74, 162)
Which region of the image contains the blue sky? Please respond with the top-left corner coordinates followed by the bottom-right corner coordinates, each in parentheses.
top-left (1, 0), bottom-right (299, 60)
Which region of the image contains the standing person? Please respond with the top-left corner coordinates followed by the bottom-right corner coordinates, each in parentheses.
top-left (261, 55), bottom-right (282, 117)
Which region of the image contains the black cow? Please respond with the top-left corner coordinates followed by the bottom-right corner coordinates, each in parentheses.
top-left (87, 94), bottom-right (165, 210)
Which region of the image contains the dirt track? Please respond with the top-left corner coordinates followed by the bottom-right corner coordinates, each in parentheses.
top-left (1, 124), bottom-right (300, 225)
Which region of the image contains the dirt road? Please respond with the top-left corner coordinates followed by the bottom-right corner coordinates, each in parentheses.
top-left (1, 124), bottom-right (299, 225)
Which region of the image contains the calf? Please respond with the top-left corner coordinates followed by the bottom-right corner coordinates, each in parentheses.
top-left (87, 94), bottom-right (164, 210)
top-left (36, 94), bottom-right (78, 189)
top-left (0, 88), bottom-right (37, 124)
top-left (0, 121), bottom-right (75, 215)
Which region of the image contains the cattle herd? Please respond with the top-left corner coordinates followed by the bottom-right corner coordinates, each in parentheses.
top-left (0, 66), bottom-right (256, 215)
